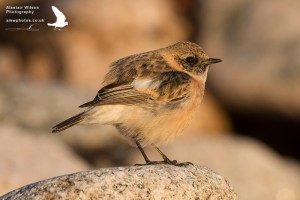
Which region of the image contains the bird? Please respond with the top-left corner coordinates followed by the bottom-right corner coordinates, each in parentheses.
top-left (47, 6), bottom-right (68, 30)
top-left (52, 41), bottom-right (222, 166)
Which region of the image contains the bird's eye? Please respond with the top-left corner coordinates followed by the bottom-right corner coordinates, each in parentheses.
top-left (185, 56), bottom-right (198, 65)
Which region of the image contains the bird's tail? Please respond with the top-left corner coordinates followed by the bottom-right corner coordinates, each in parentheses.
top-left (52, 112), bottom-right (86, 133)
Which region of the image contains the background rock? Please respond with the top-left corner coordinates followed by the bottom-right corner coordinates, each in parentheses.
top-left (200, 0), bottom-right (300, 117)
top-left (198, 0), bottom-right (300, 163)
top-left (1, 165), bottom-right (238, 200)
top-left (0, 126), bottom-right (91, 196)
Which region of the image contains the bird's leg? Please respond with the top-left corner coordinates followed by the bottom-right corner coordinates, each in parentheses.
top-left (152, 145), bottom-right (178, 164)
top-left (152, 144), bottom-right (193, 167)
top-left (152, 145), bottom-right (174, 163)
top-left (135, 141), bottom-right (166, 165)
top-left (135, 141), bottom-right (151, 164)
top-left (134, 141), bottom-right (192, 166)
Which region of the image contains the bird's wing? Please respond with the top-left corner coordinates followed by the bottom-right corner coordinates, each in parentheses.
top-left (51, 6), bottom-right (66, 22)
top-left (79, 52), bottom-right (191, 108)
top-left (79, 71), bottom-right (191, 108)
top-left (79, 83), bottom-right (150, 107)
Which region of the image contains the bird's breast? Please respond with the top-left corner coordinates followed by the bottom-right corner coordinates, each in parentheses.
top-left (137, 79), bottom-right (205, 146)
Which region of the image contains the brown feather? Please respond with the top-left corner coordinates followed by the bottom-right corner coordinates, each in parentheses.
top-left (52, 111), bottom-right (87, 133)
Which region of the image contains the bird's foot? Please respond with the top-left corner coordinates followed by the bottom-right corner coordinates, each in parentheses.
top-left (135, 160), bottom-right (193, 167)
top-left (135, 161), bottom-right (166, 166)
top-left (162, 159), bottom-right (194, 167)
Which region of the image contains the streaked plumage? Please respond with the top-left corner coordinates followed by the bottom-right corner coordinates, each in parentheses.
top-left (52, 41), bottom-right (222, 165)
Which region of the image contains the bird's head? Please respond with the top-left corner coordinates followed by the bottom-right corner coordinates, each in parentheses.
top-left (163, 41), bottom-right (222, 80)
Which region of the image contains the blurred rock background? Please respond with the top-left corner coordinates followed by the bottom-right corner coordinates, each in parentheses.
top-left (0, 0), bottom-right (299, 199)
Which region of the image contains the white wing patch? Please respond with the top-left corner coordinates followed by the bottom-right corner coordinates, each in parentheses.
top-left (132, 79), bottom-right (160, 91)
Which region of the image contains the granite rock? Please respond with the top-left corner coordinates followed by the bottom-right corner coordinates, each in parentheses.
top-left (1, 164), bottom-right (238, 200)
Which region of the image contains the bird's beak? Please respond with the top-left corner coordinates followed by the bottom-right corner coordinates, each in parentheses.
top-left (207, 58), bottom-right (222, 64)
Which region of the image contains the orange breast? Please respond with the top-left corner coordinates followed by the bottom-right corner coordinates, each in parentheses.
top-left (140, 78), bottom-right (205, 146)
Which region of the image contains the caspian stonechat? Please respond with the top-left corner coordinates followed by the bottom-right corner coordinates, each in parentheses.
top-left (52, 41), bottom-right (222, 165)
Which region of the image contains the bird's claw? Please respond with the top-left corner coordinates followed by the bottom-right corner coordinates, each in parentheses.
top-left (135, 160), bottom-right (193, 167)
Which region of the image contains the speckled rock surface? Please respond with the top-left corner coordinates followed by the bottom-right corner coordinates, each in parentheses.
top-left (1, 164), bottom-right (238, 200)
